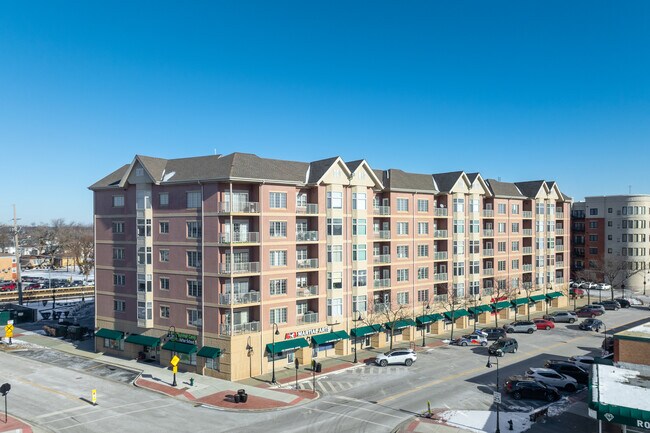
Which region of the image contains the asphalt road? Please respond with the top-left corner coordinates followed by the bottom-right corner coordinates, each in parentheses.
top-left (2, 304), bottom-right (648, 433)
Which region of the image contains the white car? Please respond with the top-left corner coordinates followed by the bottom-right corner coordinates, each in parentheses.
top-left (375, 349), bottom-right (417, 367)
top-left (568, 355), bottom-right (596, 371)
top-left (582, 282), bottom-right (598, 290)
top-left (525, 367), bottom-right (578, 391)
top-left (596, 283), bottom-right (611, 291)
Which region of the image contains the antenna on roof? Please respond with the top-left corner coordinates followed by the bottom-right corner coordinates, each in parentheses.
top-left (214, 148), bottom-right (217, 155)
top-left (629, 185), bottom-right (632, 194)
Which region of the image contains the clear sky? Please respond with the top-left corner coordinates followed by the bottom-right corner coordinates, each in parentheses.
top-left (1, 1), bottom-right (649, 225)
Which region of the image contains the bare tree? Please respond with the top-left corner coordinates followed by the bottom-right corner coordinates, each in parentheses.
top-left (0, 224), bottom-right (12, 252)
top-left (596, 256), bottom-right (645, 300)
top-left (364, 299), bottom-right (411, 350)
top-left (488, 281), bottom-right (516, 327)
top-left (438, 284), bottom-right (464, 341)
top-left (65, 224), bottom-right (94, 279)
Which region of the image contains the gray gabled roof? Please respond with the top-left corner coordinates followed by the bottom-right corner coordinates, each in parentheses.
top-left (382, 169), bottom-right (437, 193)
top-left (485, 179), bottom-right (525, 198)
top-left (307, 157), bottom-right (340, 184)
top-left (515, 180), bottom-right (547, 199)
top-left (561, 192), bottom-right (573, 201)
top-left (346, 160), bottom-right (364, 173)
top-left (137, 155), bottom-right (169, 183)
top-left (432, 171), bottom-right (464, 193)
top-left (89, 164), bottom-right (130, 189)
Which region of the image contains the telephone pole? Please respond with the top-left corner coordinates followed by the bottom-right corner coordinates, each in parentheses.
top-left (13, 205), bottom-right (23, 305)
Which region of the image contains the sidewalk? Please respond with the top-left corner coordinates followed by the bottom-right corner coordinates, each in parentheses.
top-left (0, 415), bottom-right (34, 433)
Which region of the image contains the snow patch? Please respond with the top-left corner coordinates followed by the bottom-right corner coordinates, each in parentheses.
top-left (438, 410), bottom-right (532, 433)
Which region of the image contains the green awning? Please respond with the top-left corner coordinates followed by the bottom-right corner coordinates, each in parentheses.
top-left (265, 338), bottom-right (309, 354)
top-left (162, 340), bottom-right (197, 354)
top-left (511, 297), bottom-right (530, 306)
top-left (529, 294), bottom-right (547, 302)
top-left (444, 309), bottom-right (469, 321)
top-left (311, 331), bottom-right (350, 346)
top-left (95, 328), bottom-right (124, 340)
top-left (491, 301), bottom-right (510, 310)
top-left (351, 324), bottom-right (383, 338)
top-left (469, 305), bottom-right (493, 315)
top-left (546, 291), bottom-right (563, 299)
top-left (197, 346), bottom-right (222, 359)
top-left (416, 314), bottom-right (435, 325)
top-left (125, 334), bottom-right (160, 347)
top-left (385, 318), bottom-right (417, 330)
top-left (429, 313), bottom-right (444, 322)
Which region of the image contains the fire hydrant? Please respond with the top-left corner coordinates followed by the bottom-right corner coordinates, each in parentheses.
top-left (189, 377), bottom-right (194, 386)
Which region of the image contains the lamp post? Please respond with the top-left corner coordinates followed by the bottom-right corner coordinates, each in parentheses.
top-left (621, 284), bottom-right (626, 300)
top-left (271, 322), bottom-right (279, 384)
top-left (601, 322), bottom-right (607, 338)
top-left (167, 326), bottom-right (177, 387)
top-left (422, 304), bottom-right (430, 346)
top-left (353, 311), bottom-right (362, 363)
top-left (486, 355), bottom-right (501, 433)
top-left (644, 271), bottom-right (647, 296)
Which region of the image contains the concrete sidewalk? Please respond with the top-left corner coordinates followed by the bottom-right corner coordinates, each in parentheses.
top-left (0, 414), bottom-right (34, 433)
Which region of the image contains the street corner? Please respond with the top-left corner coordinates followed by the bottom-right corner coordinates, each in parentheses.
top-left (134, 376), bottom-right (192, 399)
top-left (195, 388), bottom-right (319, 411)
top-left (0, 414), bottom-right (34, 433)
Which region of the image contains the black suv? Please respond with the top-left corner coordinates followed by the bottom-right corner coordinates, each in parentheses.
top-left (481, 327), bottom-right (507, 341)
top-left (579, 318), bottom-right (604, 331)
top-left (594, 300), bottom-right (621, 311)
top-left (504, 376), bottom-right (560, 401)
top-left (544, 360), bottom-right (589, 384)
top-left (488, 337), bottom-right (518, 356)
top-left (614, 298), bottom-right (631, 308)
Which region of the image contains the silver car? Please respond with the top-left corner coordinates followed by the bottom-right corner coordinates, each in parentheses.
top-left (525, 368), bottom-right (578, 391)
top-left (374, 349), bottom-right (417, 367)
top-left (543, 311), bottom-right (578, 323)
top-left (504, 321), bottom-right (536, 334)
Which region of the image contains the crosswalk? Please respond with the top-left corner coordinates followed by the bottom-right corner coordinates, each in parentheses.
top-left (297, 380), bottom-right (357, 393)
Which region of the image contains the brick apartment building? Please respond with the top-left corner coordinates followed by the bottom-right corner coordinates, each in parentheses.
top-left (89, 153), bottom-right (571, 381)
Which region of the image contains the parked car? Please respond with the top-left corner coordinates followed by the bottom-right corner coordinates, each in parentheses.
top-left (504, 321), bottom-right (536, 334)
top-left (580, 282), bottom-right (598, 290)
top-left (375, 349), bottom-right (417, 367)
top-left (585, 304), bottom-right (606, 313)
top-left (568, 355), bottom-right (596, 371)
top-left (452, 334), bottom-right (488, 347)
top-left (544, 360), bottom-right (589, 384)
top-left (533, 318), bottom-right (555, 330)
top-left (596, 283), bottom-right (612, 291)
top-left (480, 327), bottom-right (507, 341)
top-left (543, 311), bottom-right (578, 323)
top-left (26, 283), bottom-right (42, 290)
top-left (594, 300), bottom-right (620, 311)
top-left (525, 368), bottom-right (578, 391)
top-left (569, 288), bottom-right (585, 298)
top-left (504, 376), bottom-right (561, 401)
top-left (579, 318), bottom-right (604, 331)
top-left (624, 297), bottom-right (644, 306)
top-left (614, 298), bottom-right (631, 308)
top-left (0, 282), bottom-right (17, 291)
top-left (576, 306), bottom-right (605, 318)
top-left (488, 337), bottom-right (518, 357)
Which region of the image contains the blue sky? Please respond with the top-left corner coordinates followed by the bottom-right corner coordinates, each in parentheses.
top-left (1, 1), bottom-right (649, 225)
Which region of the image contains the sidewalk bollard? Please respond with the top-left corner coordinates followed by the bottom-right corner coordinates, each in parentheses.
top-left (189, 378), bottom-right (194, 386)
top-left (508, 419), bottom-right (513, 430)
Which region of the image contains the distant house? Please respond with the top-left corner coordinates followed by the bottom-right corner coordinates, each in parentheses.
top-left (0, 255), bottom-right (17, 281)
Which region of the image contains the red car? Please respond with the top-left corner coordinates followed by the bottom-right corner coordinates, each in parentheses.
top-left (576, 307), bottom-right (604, 318)
top-left (533, 318), bottom-right (555, 330)
top-left (0, 282), bottom-right (17, 292)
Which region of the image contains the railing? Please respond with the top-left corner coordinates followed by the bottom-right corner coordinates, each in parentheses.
top-left (373, 254), bottom-right (391, 264)
top-left (218, 232), bottom-right (260, 244)
top-left (217, 202), bottom-right (260, 214)
top-left (219, 291), bottom-right (261, 305)
top-left (377, 230), bottom-right (391, 239)
top-left (434, 230), bottom-right (448, 238)
top-left (373, 303), bottom-right (390, 313)
top-left (297, 285), bottom-right (319, 297)
top-left (556, 245), bottom-right (564, 252)
top-left (523, 211), bottom-right (533, 218)
top-left (482, 287), bottom-right (494, 296)
top-left (434, 273), bottom-right (448, 281)
top-left (523, 264), bottom-right (533, 272)
top-left (296, 204), bottom-right (319, 214)
top-left (434, 251), bottom-right (448, 260)
top-left (373, 206), bottom-right (391, 216)
top-left (296, 231), bottom-right (319, 242)
top-left (1, 285), bottom-right (95, 303)
top-left (483, 229), bottom-right (494, 236)
top-left (556, 261), bottom-right (564, 267)
top-left (523, 282), bottom-right (533, 289)
top-left (373, 278), bottom-right (391, 288)
top-left (483, 268), bottom-right (494, 276)
top-left (483, 249), bottom-right (494, 257)
top-left (523, 229), bottom-right (533, 236)
top-left (556, 211), bottom-right (565, 219)
top-left (220, 321), bottom-right (260, 336)
top-left (296, 258), bottom-right (319, 269)
top-left (433, 294), bottom-right (448, 303)
top-left (555, 277), bottom-right (565, 284)
top-left (483, 210), bottom-right (494, 218)
top-left (556, 228), bottom-right (564, 235)
top-left (218, 262), bottom-right (260, 275)
top-left (434, 208), bottom-right (448, 217)
top-left (298, 312), bottom-right (319, 324)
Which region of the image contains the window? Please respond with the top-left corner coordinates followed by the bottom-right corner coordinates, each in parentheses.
top-left (511, 259), bottom-right (519, 270)
top-left (511, 223), bottom-right (519, 233)
top-left (418, 199), bottom-right (429, 212)
top-left (112, 195), bottom-right (125, 207)
top-left (418, 267), bottom-right (429, 280)
top-left (270, 307), bottom-right (288, 324)
top-left (418, 244), bottom-right (429, 257)
top-left (159, 249), bottom-right (170, 262)
top-left (470, 199), bottom-right (480, 213)
top-left (187, 221), bottom-right (202, 238)
top-left (160, 306), bottom-right (170, 318)
top-left (608, 235), bottom-right (612, 241)
top-left (453, 283), bottom-right (465, 298)
top-left (453, 262), bottom-right (464, 276)
top-left (135, 167), bottom-right (144, 176)
top-left (187, 280), bottom-right (202, 297)
top-left (205, 356), bottom-right (220, 371)
top-left (536, 221), bottom-right (544, 233)
top-left (112, 221), bottom-right (125, 234)
top-left (418, 222), bottom-right (429, 235)
top-left (536, 203), bottom-right (545, 215)
top-left (397, 269), bottom-right (409, 282)
top-left (160, 277), bottom-right (170, 290)
top-left (511, 241), bottom-right (519, 252)
top-left (590, 247), bottom-right (598, 255)
top-left (608, 207), bottom-right (613, 213)
top-left (327, 272), bottom-right (343, 289)
top-left (498, 223), bottom-right (506, 233)
top-left (327, 191), bottom-right (342, 209)
top-left (270, 279), bottom-right (287, 295)
top-left (469, 220), bottom-right (479, 234)
top-left (353, 295), bottom-right (367, 313)
top-left (114, 300), bottom-right (125, 312)
top-left (353, 193), bottom-right (367, 210)
top-left (113, 248), bottom-right (125, 260)
top-left (327, 245), bottom-right (343, 262)
top-left (589, 235), bottom-right (598, 242)
top-left (469, 281), bottom-right (480, 295)
top-left (453, 198), bottom-right (465, 213)
top-left (327, 298), bottom-right (343, 316)
top-left (497, 260), bottom-right (506, 271)
top-left (453, 241), bottom-right (465, 255)
top-left (159, 192), bottom-right (169, 207)
top-left (397, 292), bottom-right (409, 305)
top-left (113, 274), bottom-right (125, 286)
top-left (397, 222), bottom-right (409, 235)
top-left (187, 309), bottom-right (202, 327)
top-left (498, 242), bottom-right (507, 252)
top-left (469, 240), bottom-right (480, 254)
top-left (589, 208), bottom-right (598, 215)
top-left (352, 270), bottom-right (367, 287)
top-left (417, 289), bottom-right (429, 302)
top-left (352, 244), bottom-right (367, 261)
top-left (159, 221), bottom-right (169, 234)
top-left (270, 250), bottom-right (287, 266)
top-left (296, 192), bottom-right (307, 207)
top-left (187, 251), bottom-right (202, 268)
top-left (511, 204), bottom-right (520, 214)
top-left (498, 203), bottom-right (506, 214)
top-left (297, 301), bottom-right (308, 315)
top-left (352, 218), bottom-right (366, 235)
top-left (397, 245), bottom-right (409, 258)
top-left (397, 198), bottom-right (409, 212)
top-left (469, 260), bottom-right (479, 275)
top-left (269, 221), bottom-right (287, 237)
top-left (327, 218), bottom-right (343, 236)
top-left (589, 221), bottom-right (598, 228)
top-left (186, 191), bottom-right (202, 208)
top-left (453, 220), bottom-right (465, 234)
top-left (547, 237), bottom-right (555, 249)
top-left (269, 192), bottom-right (287, 209)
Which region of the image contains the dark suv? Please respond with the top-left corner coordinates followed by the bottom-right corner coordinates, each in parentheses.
top-left (488, 337), bottom-right (518, 356)
top-left (481, 327), bottom-right (507, 341)
top-left (544, 360), bottom-right (589, 384)
top-left (594, 300), bottom-right (620, 311)
top-left (504, 376), bottom-right (561, 401)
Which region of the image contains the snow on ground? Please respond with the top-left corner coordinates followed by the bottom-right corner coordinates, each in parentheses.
top-left (438, 410), bottom-right (531, 433)
top-left (22, 268), bottom-right (93, 282)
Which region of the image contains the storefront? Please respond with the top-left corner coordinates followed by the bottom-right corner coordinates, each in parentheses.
top-left (528, 294), bottom-right (547, 314)
top-left (124, 334), bottom-right (160, 362)
top-left (546, 291), bottom-right (565, 308)
top-left (443, 309), bottom-right (468, 330)
top-left (197, 346), bottom-right (222, 375)
top-left (266, 337), bottom-right (310, 366)
top-left (162, 340), bottom-right (198, 370)
top-left (510, 297), bottom-right (530, 317)
top-left (468, 305), bottom-right (493, 325)
top-left (384, 319), bottom-right (417, 343)
top-left (350, 324), bottom-right (383, 348)
top-left (311, 330), bottom-right (350, 358)
top-left (491, 301), bottom-right (511, 321)
top-left (95, 328), bottom-right (124, 354)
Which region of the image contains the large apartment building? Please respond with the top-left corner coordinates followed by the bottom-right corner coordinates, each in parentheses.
top-left (571, 195), bottom-right (650, 290)
top-left (90, 153), bottom-right (571, 381)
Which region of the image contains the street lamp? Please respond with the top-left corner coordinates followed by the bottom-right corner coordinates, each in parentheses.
top-left (644, 271), bottom-right (647, 296)
top-left (167, 326), bottom-right (177, 387)
top-left (621, 284), bottom-right (626, 300)
top-left (422, 304), bottom-right (430, 346)
top-left (353, 311), bottom-right (362, 363)
top-left (271, 323), bottom-right (279, 384)
top-left (601, 322), bottom-right (607, 338)
top-left (486, 355), bottom-right (501, 433)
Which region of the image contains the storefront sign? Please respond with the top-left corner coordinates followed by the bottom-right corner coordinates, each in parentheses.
top-left (170, 332), bottom-right (197, 344)
top-left (285, 326), bottom-right (330, 340)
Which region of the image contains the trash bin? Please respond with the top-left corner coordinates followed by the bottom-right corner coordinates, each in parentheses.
top-left (67, 326), bottom-right (82, 340)
top-left (234, 394), bottom-right (241, 404)
top-left (55, 325), bottom-right (68, 337)
top-left (239, 393), bottom-right (248, 403)
top-left (315, 362), bottom-right (322, 373)
top-left (237, 389), bottom-right (246, 396)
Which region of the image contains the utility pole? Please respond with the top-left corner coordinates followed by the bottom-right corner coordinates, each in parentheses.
top-left (13, 205), bottom-right (23, 306)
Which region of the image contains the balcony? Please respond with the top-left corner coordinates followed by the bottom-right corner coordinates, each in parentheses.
top-left (433, 294), bottom-right (448, 303)
top-left (483, 268), bottom-right (494, 276)
top-left (373, 278), bottom-right (391, 288)
top-left (373, 254), bottom-right (391, 264)
top-left (218, 262), bottom-right (260, 275)
top-left (556, 211), bottom-right (565, 219)
top-left (373, 206), bottom-right (391, 216)
top-left (523, 211), bottom-right (533, 218)
top-left (555, 277), bottom-right (565, 284)
top-left (522, 282), bottom-right (533, 289)
top-left (523, 229), bottom-right (533, 236)
top-left (556, 261), bottom-right (564, 267)
top-left (483, 249), bottom-right (494, 257)
top-left (298, 312), bottom-right (319, 324)
top-left (296, 231), bottom-right (319, 242)
top-left (482, 287), bottom-right (494, 296)
top-left (296, 285), bottom-right (319, 297)
top-left (218, 232), bottom-right (260, 244)
top-left (556, 245), bottom-right (564, 252)
top-left (523, 264), bottom-right (533, 272)
top-left (219, 321), bottom-right (260, 336)
top-left (434, 251), bottom-right (448, 261)
top-left (373, 302), bottom-right (390, 313)
top-left (483, 229), bottom-right (494, 236)
top-left (219, 291), bottom-right (261, 305)
top-left (523, 247), bottom-right (533, 254)
top-left (434, 230), bottom-right (448, 238)
top-left (556, 228), bottom-right (565, 235)
top-left (434, 273), bottom-right (448, 281)
top-left (217, 202), bottom-right (260, 214)
top-left (296, 204), bottom-right (319, 215)
top-left (483, 210), bottom-right (494, 218)
top-left (434, 208), bottom-right (448, 217)
top-left (377, 230), bottom-right (391, 240)
top-left (296, 258), bottom-right (319, 269)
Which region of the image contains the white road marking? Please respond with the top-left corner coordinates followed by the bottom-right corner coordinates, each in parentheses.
top-left (39, 397), bottom-right (170, 423)
top-left (325, 400), bottom-right (404, 419)
top-left (55, 402), bottom-right (177, 430)
top-left (308, 408), bottom-right (392, 428)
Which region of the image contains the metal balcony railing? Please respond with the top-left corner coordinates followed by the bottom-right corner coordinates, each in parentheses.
top-left (373, 278), bottom-right (391, 288)
top-left (217, 202), bottom-right (260, 214)
top-left (556, 261), bottom-right (564, 267)
top-left (483, 249), bottom-right (494, 257)
top-left (523, 229), bottom-right (533, 236)
top-left (482, 287), bottom-right (494, 296)
top-left (219, 291), bottom-right (261, 305)
top-left (522, 264), bottom-right (533, 272)
top-left (218, 262), bottom-right (260, 275)
top-left (373, 254), bottom-right (391, 264)
top-left (556, 211), bottom-right (565, 219)
top-left (219, 232), bottom-right (260, 244)
top-left (433, 294), bottom-right (448, 303)
top-left (434, 273), bottom-right (448, 281)
top-left (219, 321), bottom-right (260, 336)
top-left (373, 206), bottom-right (391, 216)
top-left (296, 231), bottom-right (319, 242)
top-left (556, 228), bottom-right (564, 235)
top-left (555, 277), bottom-right (565, 284)
top-left (434, 230), bottom-right (448, 238)
top-left (522, 282), bottom-right (533, 289)
top-left (377, 230), bottom-right (391, 240)
top-left (483, 229), bottom-right (494, 236)
top-left (483, 268), bottom-right (495, 276)
top-left (523, 247), bottom-right (533, 254)
top-left (298, 312), bottom-right (319, 324)
top-left (296, 285), bottom-right (319, 297)
top-left (434, 208), bottom-right (448, 217)
top-left (434, 251), bottom-right (448, 260)
top-left (483, 210), bottom-right (494, 218)
top-left (373, 303), bottom-right (390, 313)
top-left (556, 245), bottom-right (564, 252)
top-left (296, 259), bottom-right (319, 269)
top-left (296, 204), bottom-right (319, 214)
top-left (523, 211), bottom-right (533, 218)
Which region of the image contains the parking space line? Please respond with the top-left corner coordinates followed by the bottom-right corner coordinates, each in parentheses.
top-left (55, 402), bottom-right (177, 430)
